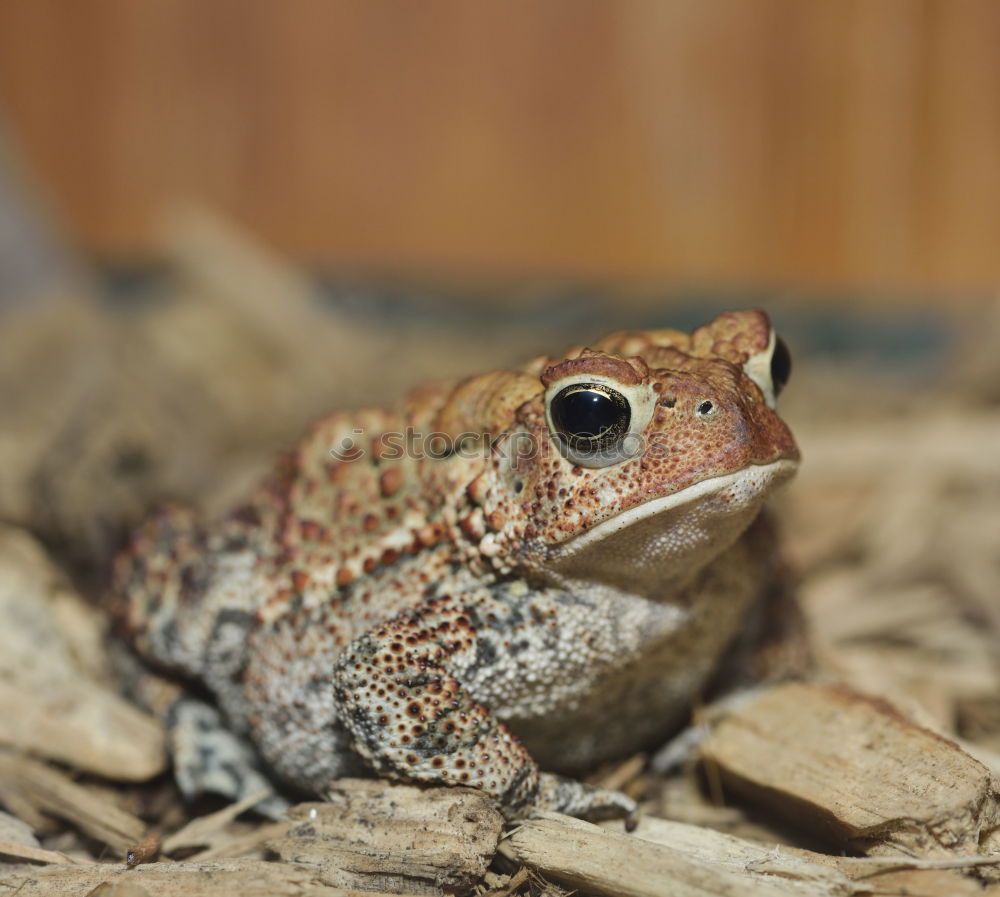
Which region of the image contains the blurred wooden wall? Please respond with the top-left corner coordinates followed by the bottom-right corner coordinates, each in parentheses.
top-left (0, 0), bottom-right (997, 291)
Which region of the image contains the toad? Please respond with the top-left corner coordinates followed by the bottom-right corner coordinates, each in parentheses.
top-left (114, 309), bottom-right (801, 824)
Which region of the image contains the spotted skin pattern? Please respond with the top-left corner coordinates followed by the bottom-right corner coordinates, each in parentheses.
top-left (114, 310), bottom-right (800, 823)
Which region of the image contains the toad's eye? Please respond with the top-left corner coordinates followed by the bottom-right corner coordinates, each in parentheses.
top-left (771, 337), bottom-right (792, 397)
top-left (549, 383), bottom-right (631, 455)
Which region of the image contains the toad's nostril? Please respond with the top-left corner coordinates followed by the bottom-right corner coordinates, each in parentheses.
top-left (696, 400), bottom-right (715, 416)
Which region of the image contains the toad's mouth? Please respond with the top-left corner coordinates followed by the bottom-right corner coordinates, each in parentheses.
top-left (543, 459), bottom-right (798, 599)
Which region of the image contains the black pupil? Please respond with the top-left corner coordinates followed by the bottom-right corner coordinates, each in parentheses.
top-left (551, 384), bottom-right (630, 452)
top-left (771, 337), bottom-right (792, 395)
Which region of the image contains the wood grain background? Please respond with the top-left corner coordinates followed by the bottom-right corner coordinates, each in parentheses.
top-left (0, 0), bottom-right (997, 291)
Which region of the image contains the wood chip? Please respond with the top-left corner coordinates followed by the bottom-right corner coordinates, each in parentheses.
top-left (606, 815), bottom-right (1000, 894)
top-left (507, 812), bottom-right (857, 897)
top-left (700, 681), bottom-right (1000, 858)
top-left (0, 808), bottom-right (38, 848)
top-left (186, 820), bottom-right (290, 861)
top-left (85, 880), bottom-right (154, 897)
top-left (0, 526), bottom-right (166, 781)
top-left (0, 839), bottom-right (94, 866)
top-left (125, 832), bottom-right (162, 867)
top-left (0, 858), bottom-right (432, 897)
top-left (594, 752), bottom-right (647, 793)
top-left (266, 780), bottom-right (504, 896)
top-left (0, 783), bottom-right (51, 833)
top-left (478, 866), bottom-right (530, 897)
top-left (0, 753), bottom-right (146, 856)
top-left (161, 789), bottom-right (272, 854)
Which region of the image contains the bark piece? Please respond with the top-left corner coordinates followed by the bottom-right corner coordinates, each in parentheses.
top-left (0, 840), bottom-right (92, 866)
top-left (0, 753), bottom-right (146, 856)
top-left (0, 809), bottom-right (38, 849)
top-left (161, 790), bottom-right (272, 854)
top-left (0, 858), bottom-right (429, 897)
top-left (186, 820), bottom-right (290, 861)
top-left (507, 812), bottom-right (857, 897)
top-left (604, 815), bottom-right (1000, 895)
top-left (266, 780), bottom-right (504, 895)
top-left (85, 881), bottom-right (154, 897)
top-left (0, 526), bottom-right (165, 781)
top-left (125, 833), bottom-right (162, 867)
top-left (700, 681), bottom-right (1000, 857)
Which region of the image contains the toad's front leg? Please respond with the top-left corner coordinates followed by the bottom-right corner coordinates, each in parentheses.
top-left (333, 599), bottom-right (637, 825)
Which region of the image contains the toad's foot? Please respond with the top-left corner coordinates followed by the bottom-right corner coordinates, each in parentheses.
top-left (168, 697), bottom-right (289, 819)
top-left (536, 773), bottom-right (638, 829)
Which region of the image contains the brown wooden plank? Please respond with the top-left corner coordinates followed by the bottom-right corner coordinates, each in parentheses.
top-left (0, 1), bottom-right (997, 290)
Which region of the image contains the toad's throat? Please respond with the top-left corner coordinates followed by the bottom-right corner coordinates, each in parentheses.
top-left (543, 459), bottom-right (798, 599)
